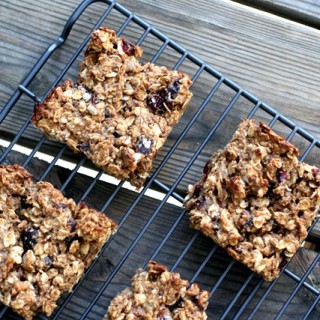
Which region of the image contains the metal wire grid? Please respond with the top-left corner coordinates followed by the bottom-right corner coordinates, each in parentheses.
top-left (0, 0), bottom-right (320, 319)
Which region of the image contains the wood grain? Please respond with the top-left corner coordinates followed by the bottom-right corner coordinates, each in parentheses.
top-left (234, 0), bottom-right (320, 28)
top-left (0, 0), bottom-right (320, 319)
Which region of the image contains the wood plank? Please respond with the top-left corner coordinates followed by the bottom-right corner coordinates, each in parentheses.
top-left (233, 0), bottom-right (320, 29)
top-left (0, 0), bottom-right (320, 318)
top-left (1, 1), bottom-right (320, 217)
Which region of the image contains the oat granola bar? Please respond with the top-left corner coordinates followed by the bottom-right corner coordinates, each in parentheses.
top-left (184, 119), bottom-right (320, 281)
top-left (104, 261), bottom-right (209, 320)
top-left (32, 27), bottom-right (192, 188)
top-left (0, 164), bottom-right (117, 319)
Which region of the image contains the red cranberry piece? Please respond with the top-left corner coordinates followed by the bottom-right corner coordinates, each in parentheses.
top-left (21, 227), bottom-right (38, 251)
top-left (241, 210), bottom-right (254, 231)
top-left (146, 93), bottom-right (164, 111)
top-left (43, 256), bottom-right (52, 269)
top-left (67, 219), bottom-right (77, 232)
top-left (75, 83), bottom-right (89, 93)
top-left (277, 170), bottom-right (288, 183)
top-left (122, 39), bottom-right (136, 56)
top-left (136, 137), bottom-right (153, 155)
top-left (312, 168), bottom-right (319, 177)
top-left (196, 196), bottom-right (206, 208)
top-left (53, 203), bottom-right (67, 209)
top-left (193, 184), bottom-right (203, 197)
top-left (78, 143), bottom-right (90, 153)
top-left (202, 160), bottom-right (211, 180)
top-left (90, 94), bottom-right (100, 104)
top-left (165, 80), bottom-right (180, 103)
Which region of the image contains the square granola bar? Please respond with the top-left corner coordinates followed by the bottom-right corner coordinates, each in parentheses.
top-left (0, 165), bottom-right (117, 319)
top-left (105, 261), bottom-right (209, 320)
top-left (32, 27), bottom-right (192, 188)
top-left (184, 119), bottom-right (320, 281)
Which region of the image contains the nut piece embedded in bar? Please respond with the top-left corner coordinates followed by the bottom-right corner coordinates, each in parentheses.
top-left (184, 119), bottom-right (320, 281)
top-left (32, 27), bottom-right (192, 189)
top-left (0, 164), bottom-right (117, 319)
top-left (104, 261), bottom-right (209, 320)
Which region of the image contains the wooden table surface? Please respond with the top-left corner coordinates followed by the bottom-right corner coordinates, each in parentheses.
top-left (1, 0), bottom-right (320, 319)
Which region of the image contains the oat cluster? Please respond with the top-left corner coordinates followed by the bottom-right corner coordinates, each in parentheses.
top-left (0, 165), bottom-right (117, 319)
top-left (33, 27), bottom-right (192, 188)
top-left (105, 261), bottom-right (209, 320)
top-left (184, 119), bottom-right (320, 281)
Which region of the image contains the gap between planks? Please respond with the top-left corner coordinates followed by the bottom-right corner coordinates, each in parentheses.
top-left (0, 138), bottom-right (182, 208)
top-left (232, 0), bottom-right (320, 30)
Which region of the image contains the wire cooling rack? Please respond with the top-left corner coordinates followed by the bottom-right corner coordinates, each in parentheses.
top-left (1, 0), bottom-right (320, 319)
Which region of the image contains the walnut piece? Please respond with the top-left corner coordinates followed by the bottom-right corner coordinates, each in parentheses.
top-left (0, 165), bottom-right (117, 319)
top-left (184, 119), bottom-right (320, 281)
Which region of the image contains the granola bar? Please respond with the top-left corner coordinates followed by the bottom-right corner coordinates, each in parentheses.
top-left (184, 119), bottom-right (320, 281)
top-left (32, 27), bottom-right (192, 188)
top-left (0, 164), bottom-right (117, 319)
top-left (104, 261), bottom-right (209, 320)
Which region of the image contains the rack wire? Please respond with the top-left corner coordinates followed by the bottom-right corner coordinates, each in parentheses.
top-left (1, 0), bottom-right (320, 319)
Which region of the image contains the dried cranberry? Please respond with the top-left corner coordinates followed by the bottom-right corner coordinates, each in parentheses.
top-left (157, 313), bottom-right (172, 320)
top-left (78, 143), bottom-right (90, 153)
top-left (122, 39), bottom-right (136, 56)
top-left (165, 80), bottom-right (180, 103)
top-left (75, 83), bottom-right (89, 93)
top-left (43, 256), bottom-right (52, 269)
top-left (277, 170), bottom-right (288, 183)
top-left (203, 160), bottom-right (210, 175)
top-left (193, 184), bottom-right (203, 197)
top-left (242, 211), bottom-right (254, 231)
top-left (136, 137), bottom-right (153, 155)
top-left (53, 203), bottom-right (67, 210)
top-left (21, 227), bottom-right (38, 251)
top-left (196, 196), bottom-right (206, 208)
top-left (243, 218), bottom-right (253, 231)
top-left (90, 94), bottom-right (100, 104)
top-left (202, 160), bottom-right (211, 180)
top-left (68, 219), bottom-right (76, 232)
top-left (146, 93), bottom-right (164, 111)
top-left (157, 314), bottom-right (165, 320)
top-left (312, 168), bottom-right (319, 177)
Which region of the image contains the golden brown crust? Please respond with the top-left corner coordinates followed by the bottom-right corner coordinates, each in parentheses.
top-left (0, 164), bottom-right (117, 319)
top-left (184, 119), bottom-right (320, 281)
top-left (104, 261), bottom-right (209, 320)
top-left (32, 27), bottom-right (192, 188)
